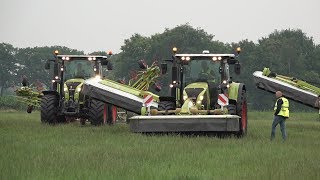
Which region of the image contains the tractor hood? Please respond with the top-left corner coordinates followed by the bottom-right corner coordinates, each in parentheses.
top-left (64, 78), bottom-right (85, 101)
top-left (182, 82), bottom-right (208, 113)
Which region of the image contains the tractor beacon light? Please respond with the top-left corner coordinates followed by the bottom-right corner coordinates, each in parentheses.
top-left (173, 47), bottom-right (178, 53)
top-left (54, 50), bottom-right (59, 55)
top-left (236, 47), bottom-right (241, 54)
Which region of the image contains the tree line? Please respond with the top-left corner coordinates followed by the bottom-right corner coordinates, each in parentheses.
top-left (1, 24), bottom-right (319, 110)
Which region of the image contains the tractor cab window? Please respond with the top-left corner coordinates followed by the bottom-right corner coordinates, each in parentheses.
top-left (64, 60), bottom-right (95, 79)
top-left (184, 60), bottom-right (220, 84)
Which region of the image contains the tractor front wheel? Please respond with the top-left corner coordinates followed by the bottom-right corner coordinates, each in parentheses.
top-left (40, 94), bottom-right (59, 124)
top-left (89, 99), bottom-right (112, 126)
top-left (158, 101), bottom-right (175, 114)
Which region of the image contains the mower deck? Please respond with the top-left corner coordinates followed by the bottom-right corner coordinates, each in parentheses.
top-left (83, 78), bottom-right (158, 114)
top-left (129, 115), bottom-right (240, 132)
top-left (253, 71), bottom-right (318, 108)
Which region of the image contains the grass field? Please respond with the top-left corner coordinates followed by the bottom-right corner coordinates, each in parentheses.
top-left (1, 111), bottom-right (320, 179)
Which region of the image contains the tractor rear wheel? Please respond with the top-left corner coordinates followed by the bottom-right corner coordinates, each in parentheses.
top-left (40, 94), bottom-right (59, 124)
top-left (236, 90), bottom-right (247, 137)
top-left (89, 99), bottom-right (112, 126)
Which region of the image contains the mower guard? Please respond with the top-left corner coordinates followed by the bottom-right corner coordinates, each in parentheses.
top-left (129, 115), bottom-right (240, 132)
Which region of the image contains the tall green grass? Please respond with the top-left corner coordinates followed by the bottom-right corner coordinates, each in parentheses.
top-left (0, 111), bottom-right (319, 179)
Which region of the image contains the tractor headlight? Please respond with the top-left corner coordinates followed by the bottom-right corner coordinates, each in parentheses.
top-left (76, 87), bottom-right (81, 92)
top-left (183, 95), bottom-right (188, 101)
top-left (212, 57), bottom-right (218, 61)
top-left (199, 95), bottom-right (204, 101)
top-left (64, 87), bottom-right (68, 92)
top-left (197, 100), bottom-right (202, 104)
top-left (94, 75), bottom-right (101, 80)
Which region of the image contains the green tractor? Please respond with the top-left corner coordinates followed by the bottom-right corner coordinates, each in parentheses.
top-left (129, 47), bottom-right (247, 136)
top-left (41, 50), bottom-right (113, 125)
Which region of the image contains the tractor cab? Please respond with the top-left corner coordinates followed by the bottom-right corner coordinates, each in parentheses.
top-left (41, 51), bottom-right (113, 125)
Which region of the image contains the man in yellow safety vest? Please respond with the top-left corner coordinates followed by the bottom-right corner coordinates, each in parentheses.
top-left (271, 91), bottom-right (289, 141)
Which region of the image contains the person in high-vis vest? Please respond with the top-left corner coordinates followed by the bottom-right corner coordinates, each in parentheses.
top-left (271, 91), bottom-right (289, 141)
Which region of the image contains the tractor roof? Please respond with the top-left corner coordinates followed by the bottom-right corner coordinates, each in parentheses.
top-left (174, 54), bottom-right (237, 63)
top-left (57, 55), bottom-right (108, 61)
top-left (175, 54), bottom-right (235, 59)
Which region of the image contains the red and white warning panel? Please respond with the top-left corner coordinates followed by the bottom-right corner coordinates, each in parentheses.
top-left (143, 94), bottom-right (154, 107)
top-left (218, 94), bottom-right (228, 106)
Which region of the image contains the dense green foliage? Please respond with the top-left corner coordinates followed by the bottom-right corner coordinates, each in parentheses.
top-left (0, 111), bottom-right (319, 179)
top-left (0, 24), bottom-right (319, 110)
top-left (0, 96), bottom-right (25, 110)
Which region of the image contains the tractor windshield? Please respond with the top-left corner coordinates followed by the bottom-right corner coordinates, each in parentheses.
top-left (64, 60), bottom-right (95, 79)
top-left (184, 60), bottom-right (220, 84)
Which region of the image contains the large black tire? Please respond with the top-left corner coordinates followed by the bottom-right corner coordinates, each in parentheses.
top-left (89, 99), bottom-right (112, 126)
top-left (40, 94), bottom-right (58, 124)
top-left (227, 104), bottom-right (236, 115)
top-left (158, 101), bottom-right (175, 114)
top-left (236, 89), bottom-right (248, 137)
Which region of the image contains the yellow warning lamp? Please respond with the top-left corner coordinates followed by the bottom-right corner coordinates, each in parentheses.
top-left (236, 47), bottom-right (241, 54)
top-left (54, 50), bottom-right (59, 55)
top-left (172, 47), bottom-right (178, 54)
top-left (107, 51), bottom-right (113, 55)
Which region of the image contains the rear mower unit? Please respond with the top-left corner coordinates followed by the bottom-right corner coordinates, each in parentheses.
top-left (129, 48), bottom-right (247, 136)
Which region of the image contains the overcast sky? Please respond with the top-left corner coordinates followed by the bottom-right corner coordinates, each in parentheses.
top-left (1, 0), bottom-right (319, 53)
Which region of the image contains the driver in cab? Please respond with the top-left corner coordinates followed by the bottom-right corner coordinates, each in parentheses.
top-left (75, 63), bottom-right (86, 78)
top-left (199, 61), bottom-right (215, 82)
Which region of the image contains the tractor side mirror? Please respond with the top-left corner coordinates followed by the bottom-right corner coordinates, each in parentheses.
top-left (152, 82), bottom-right (162, 92)
top-left (45, 61), bottom-right (50, 70)
top-left (160, 63), bottom-right (167, 74)
top-left (107, 61), bottom-right (113, 70)
top-left (235, 62), bottom-right (241, 75)
top-left (22, 76), bottom-right (29, 87)
top-left (101, 59), bottom-right (109, 66)
top-left (138, 60), bottom-right (147, 70)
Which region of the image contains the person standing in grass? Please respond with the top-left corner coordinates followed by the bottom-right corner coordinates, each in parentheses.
top-left (271, 91), bottom-right (289, 141)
